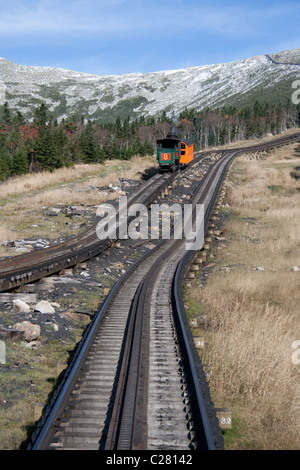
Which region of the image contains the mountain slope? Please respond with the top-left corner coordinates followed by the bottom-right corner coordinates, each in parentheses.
top-left (1, 49), bottom-right (300, 122)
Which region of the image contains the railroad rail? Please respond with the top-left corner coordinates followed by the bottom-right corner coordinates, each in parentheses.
top-left (0, 149), bottom-right (215, 292)
top-left (25, 131), bottom-right (300, 451)
top-left (1, 131), bottom-right (299, 293)
top-left (0, 171), bottom-right (178, 292)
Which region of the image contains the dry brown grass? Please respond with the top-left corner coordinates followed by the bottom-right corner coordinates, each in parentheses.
top-left (186, 141), bottom-right (300, 449)
top-left (0, 227), bottom-right (17, 241)
top-left (196, 283), bottom-right (299, 450)
top-left (0, 156), bottom-right (155, 199)
top-left (0, 155), bottom-right (156, 245)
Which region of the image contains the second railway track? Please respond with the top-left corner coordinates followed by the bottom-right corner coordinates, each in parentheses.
top-left (2, 131), bottom-right (299, 451)
top-left (28, 146), bottom-right (235, 450)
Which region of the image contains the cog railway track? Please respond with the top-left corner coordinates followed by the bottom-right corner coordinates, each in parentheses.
top-left (1, 132), bottom-right (299, 451)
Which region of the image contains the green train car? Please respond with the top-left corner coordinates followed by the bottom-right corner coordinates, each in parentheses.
top-left (156, 134), bottom-right (193, 173)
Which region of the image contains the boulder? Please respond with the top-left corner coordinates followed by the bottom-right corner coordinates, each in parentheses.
top-left (34, 300), bottom-right (55, 314)
top-left (12, 321), bottom-right (40, 341)
top-left (13, 299), bottom-right (31, 313)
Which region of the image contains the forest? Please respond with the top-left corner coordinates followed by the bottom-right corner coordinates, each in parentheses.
top-left (0, 100), bottom-right (299, 181)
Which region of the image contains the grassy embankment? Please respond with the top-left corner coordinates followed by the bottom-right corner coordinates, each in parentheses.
top-left (185, 140), bottom-right (300, 449)
top-left (0, 155), bottom-right (156, 252)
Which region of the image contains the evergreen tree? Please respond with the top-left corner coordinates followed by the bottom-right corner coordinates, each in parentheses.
top-left (14, 110), bottom-right (25, 127)
top-left (80, 121), bottom-right (104, 163)
top-left (0, 135), bottom-right (11, 180)
top-left (115, 116), bottom-right (123, 137)
top-left (11, 146), bottom-right (29, 175)
top-left (35, 127), bottom-right (63, 171)
top-left (2, 102), bottom-right (11, 125)
top-left (34, 103), bottom-right (49, 128)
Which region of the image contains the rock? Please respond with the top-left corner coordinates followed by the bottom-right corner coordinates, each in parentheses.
top-left (15, 284), bottom-right (37, 294)
top-left (59, 268), bottom-right (74, 276)
top-left (12, 321), bottom-right (40, 341)
top-left (44, 207), bottom-right (61, 216)
top-left (80, 271), bottom-right (90, 278)
top-left (108, 184), bottom-right (122, 192)
top-left (51, 302), bottom-right (60, 308)
top-left (37, 278), bottom-right (55, 292)
top-left (22, 340), bottom-right (42, 349)
top-left (63, 311), bottom-right (91, 322)
top-left (75, 262), bottom-right (88, 270)
top-left (15, 247), bottom-right (31, 254)
top-left (24, 244), bottom-right (34, 251)
top-left (291, 266), bottom-right (299, 272)
top-left (256, 266), bottom-right (265, 271)
top-left (13, 299), bottom-right (31, 313)
top-left (62, 206), bottom-right (83, 217)
top-left (221, 267), bottom-right (231, 272)
top-left (34, 300), bottom-right (55, 314)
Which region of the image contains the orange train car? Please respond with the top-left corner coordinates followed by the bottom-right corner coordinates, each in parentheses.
top-left (156, 134), bottom-right (194, 172)
top-left (179, 139), bottom-right (193, 165)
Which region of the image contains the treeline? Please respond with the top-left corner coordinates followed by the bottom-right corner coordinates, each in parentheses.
top-left (0, 100), bottom-right (300, 181)
top-left (179, 101), bottom-right (300, 149)
top-left (0, 102), bottom-right (171, 180)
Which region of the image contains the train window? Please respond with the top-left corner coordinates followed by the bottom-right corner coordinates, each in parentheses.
top-left (181, 150), bottom-right (186, 155)
top-left (167, 141), bottom-right (178, 149)
top-left (181, 143), bottom-right (186, 149)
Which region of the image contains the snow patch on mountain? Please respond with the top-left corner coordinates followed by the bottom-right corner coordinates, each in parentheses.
top-left (1, 49), bottom-right (300, 121)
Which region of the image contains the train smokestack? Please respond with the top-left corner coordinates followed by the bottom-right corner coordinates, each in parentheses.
top-left (167, 114), bottom-right (178, 139)
top-left (171, 115), bottom-right (177, 135)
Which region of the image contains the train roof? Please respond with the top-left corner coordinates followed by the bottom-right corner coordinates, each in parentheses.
top-left (157, 136), bottom-right (193, 146)
top-left (181, 138), bottom-right (193, 146)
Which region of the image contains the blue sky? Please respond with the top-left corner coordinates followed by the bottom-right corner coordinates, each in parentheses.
top-left (0, 0), bottom-right (300, 75)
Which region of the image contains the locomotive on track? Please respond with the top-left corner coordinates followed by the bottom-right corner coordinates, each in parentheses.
top-left (156, 134), bottom-right (194, 172)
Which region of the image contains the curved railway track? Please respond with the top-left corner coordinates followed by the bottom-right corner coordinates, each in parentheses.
top-left (1, 131), bottom-right (299, 293)
top-left (22, 131), bottom-right (300, 451)
top-left (0, 149), bottom-right (218, 293)
top-left (0, 131), bottom-right (297, 451)
top-left (0, 171), bottom-right (177, 292)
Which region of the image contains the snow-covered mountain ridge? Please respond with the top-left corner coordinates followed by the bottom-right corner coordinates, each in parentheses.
top-left (0, 49), bottom-right (300, 122)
